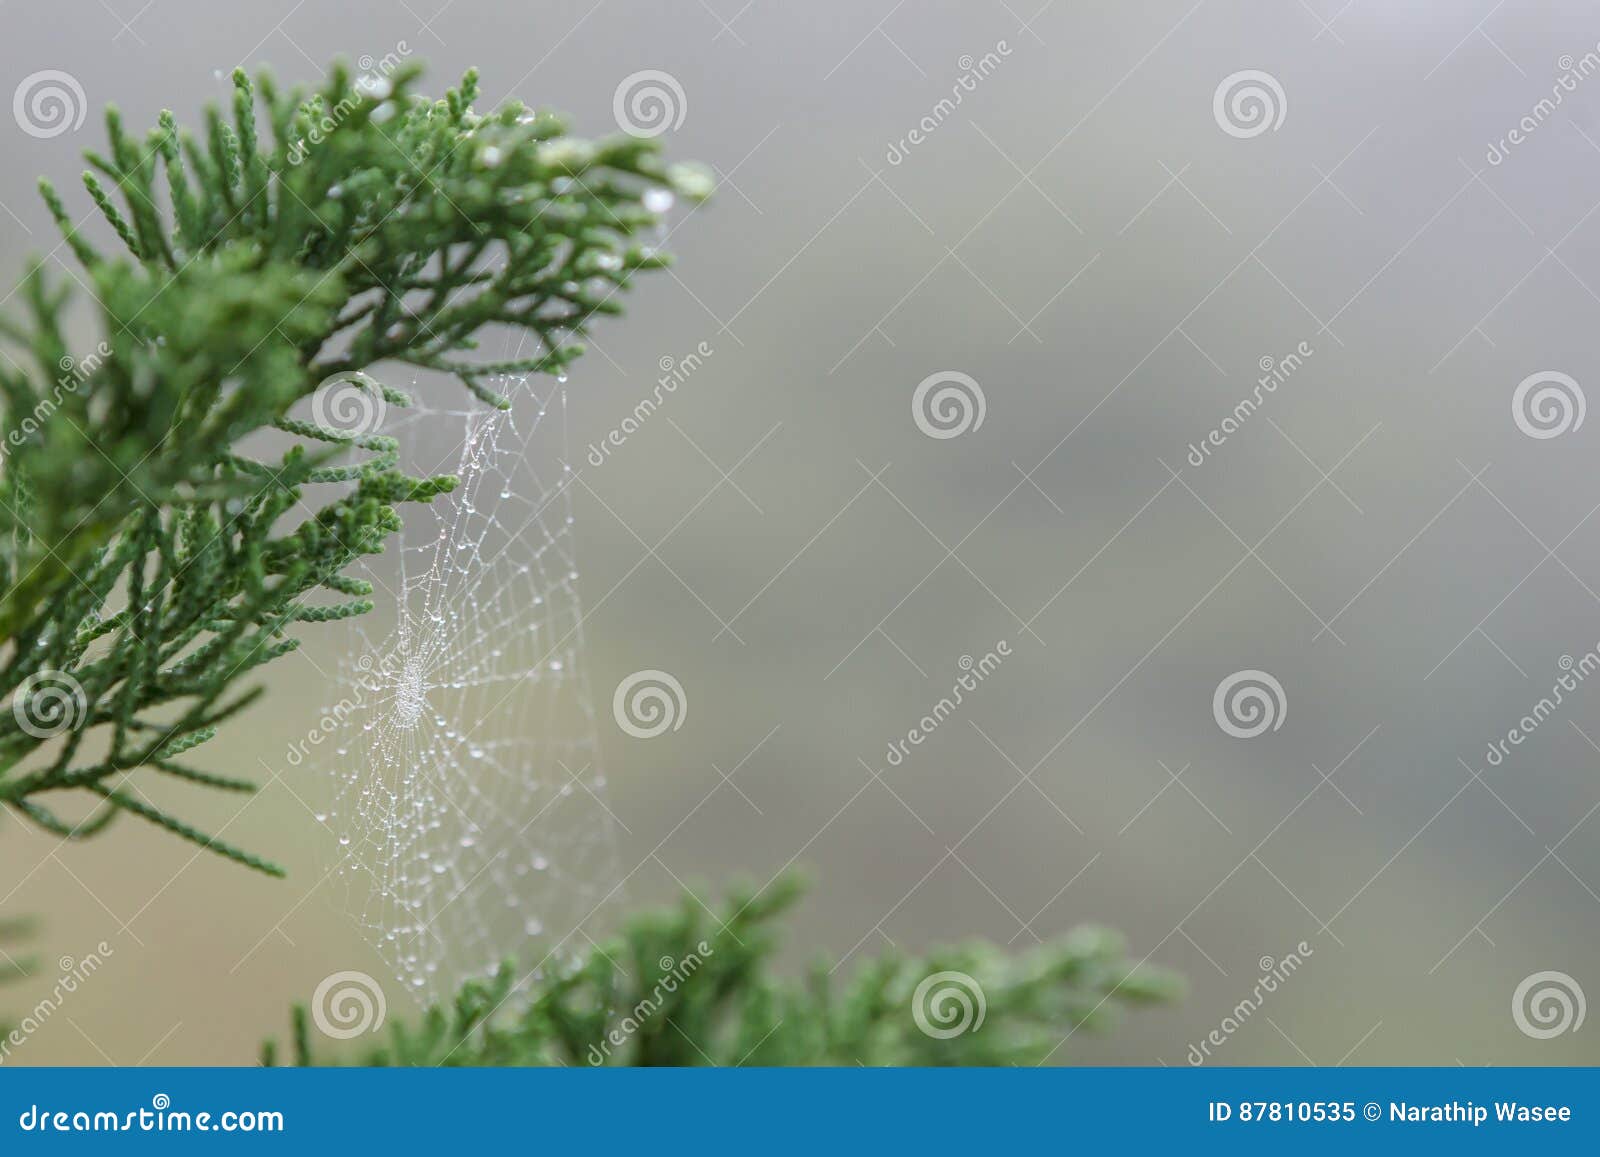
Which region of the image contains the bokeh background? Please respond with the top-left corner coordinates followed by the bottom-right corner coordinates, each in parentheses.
top-left (5, 0), bottom-right (1600, 1065)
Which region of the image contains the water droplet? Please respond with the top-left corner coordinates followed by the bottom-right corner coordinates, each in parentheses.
top-left (643, 187), bottom-right (675, 214)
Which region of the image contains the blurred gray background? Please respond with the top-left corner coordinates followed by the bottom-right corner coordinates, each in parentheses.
top-left (5, 0), bottom-right (1600, 1065)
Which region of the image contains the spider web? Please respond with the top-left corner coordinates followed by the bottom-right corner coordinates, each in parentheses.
top-left (313, 369), bottom-right (624, 1002)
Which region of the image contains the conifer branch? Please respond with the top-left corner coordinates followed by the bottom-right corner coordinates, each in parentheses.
top-left (2, 62), bottom-right (1184, 1066)
top-left (0, 62), bottom-right (707, 872)
top-left (269, 878), bottom-right (1183, 1066)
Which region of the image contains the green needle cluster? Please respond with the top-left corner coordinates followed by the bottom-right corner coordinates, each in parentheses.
top-left (268, 877), bottom-right (1182, 1067)
top-left (0, 62), bottom-right (706, 874)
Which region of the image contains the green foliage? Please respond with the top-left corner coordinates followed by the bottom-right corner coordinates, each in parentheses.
top-left (0, 61), bottom-right (706, 872)
top-left (2, 61), bottom-right (1181, 1066)
top-left (267, 877), bottom-right (1182, 1067)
